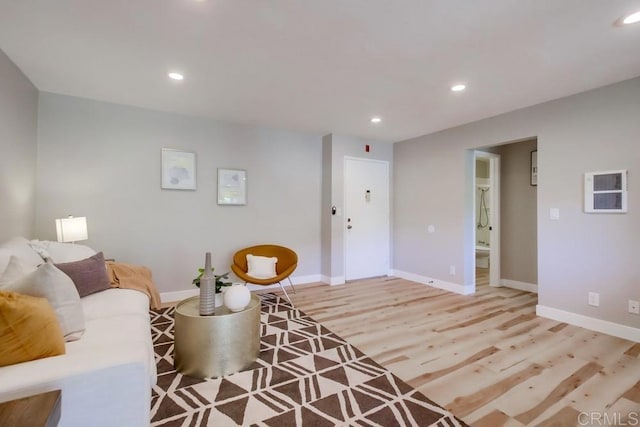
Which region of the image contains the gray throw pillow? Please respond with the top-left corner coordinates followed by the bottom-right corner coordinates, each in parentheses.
top-left (5, 262), bottom-right (85, 341)
top-left (55, 252), bottom-right (111, 297)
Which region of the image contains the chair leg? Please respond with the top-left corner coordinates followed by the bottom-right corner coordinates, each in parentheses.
top-left (287, 276), bottom-right (296, 294)
top-left (278, 282), bottom-right (294, 307)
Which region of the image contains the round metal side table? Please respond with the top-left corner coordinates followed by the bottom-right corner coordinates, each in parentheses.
top-left (174, 294), bottom-right (261, 378)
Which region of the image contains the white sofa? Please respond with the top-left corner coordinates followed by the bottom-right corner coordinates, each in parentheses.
top-left (0, 237), bottom-right (156, 426)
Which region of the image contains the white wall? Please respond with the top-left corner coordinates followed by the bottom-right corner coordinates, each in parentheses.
top-left (36, 93), bottom-right (322, 294)
top-left (394, 77), bottom-right (640, 331)
top-left (0, 49), bottom-right (38, 241)
top-left (321, 133), bottom-right (393, 283)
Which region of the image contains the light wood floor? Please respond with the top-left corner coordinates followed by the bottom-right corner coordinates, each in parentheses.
top-left (274, 270), bottom-right (640, 426)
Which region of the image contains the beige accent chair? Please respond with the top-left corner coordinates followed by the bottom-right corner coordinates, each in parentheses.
top-left (230, 245), bottom-right (297, 306)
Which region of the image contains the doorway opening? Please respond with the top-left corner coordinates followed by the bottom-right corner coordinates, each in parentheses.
top-left (471, 139), bottom-right (538, 296)
top-left (474, 151), bottom-right (501, 288)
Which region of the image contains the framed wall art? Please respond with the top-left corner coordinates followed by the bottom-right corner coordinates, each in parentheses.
top-left (217, 168), bottom-right (247, 205)
top-left (530, 150), bottom-right (538, 186)
top-left (161, 149), bottom-right (196, 190)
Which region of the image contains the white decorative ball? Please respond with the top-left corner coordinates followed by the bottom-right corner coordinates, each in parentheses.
top-left (224, 284), bottom-right (251, 312)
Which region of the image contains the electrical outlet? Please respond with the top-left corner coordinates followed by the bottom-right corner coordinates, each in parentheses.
top-left (449, 265), bottom-right (456, 275)
top-left (629, 300), bottom-right (640, 315)
top-left (588, 292), bottom-right (600, 307)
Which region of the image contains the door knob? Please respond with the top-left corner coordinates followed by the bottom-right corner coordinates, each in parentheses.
top-left (347, 225), bottom-right (353, 230)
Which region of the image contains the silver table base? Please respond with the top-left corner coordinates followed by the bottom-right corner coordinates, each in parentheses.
top-left (174, 294), bottom-right (261, 378)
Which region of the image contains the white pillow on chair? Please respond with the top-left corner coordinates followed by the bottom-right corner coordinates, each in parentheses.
top-left (246, 254), bottom-right (278, 279)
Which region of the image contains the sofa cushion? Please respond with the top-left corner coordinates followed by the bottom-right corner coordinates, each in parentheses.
top-left (0, 237), bottom-right (44, 272)
top-left (5, 262), bottom-right (85, 341)
top-left (56, 252), bottom-right (111, 297)
top-left (66, 311), bottom-right (156, 383)
top-left (0, 291), bottom-right (66, 367)
top-left (29, 240), bottom-right (97, 263)
top-left (81, 288), bottom-right (150, 320)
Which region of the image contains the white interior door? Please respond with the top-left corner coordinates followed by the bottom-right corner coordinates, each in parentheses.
top-left (488, 154), bottom-right (501, 287)
top-left (344, 157), bottom-right (390, 281)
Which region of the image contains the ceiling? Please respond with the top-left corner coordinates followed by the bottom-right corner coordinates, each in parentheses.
top-left (1, 1), bottom-right (639, 142)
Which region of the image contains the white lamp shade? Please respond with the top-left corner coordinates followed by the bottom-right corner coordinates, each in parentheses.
top-left (55, 216), bottom-right (88, 242)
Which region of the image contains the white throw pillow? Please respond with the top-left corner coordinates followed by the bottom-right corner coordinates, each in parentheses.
top-left (0, 256), bottom-right (26, 289)
top-left (0, 249), bottom-right (10, 276)
top-left (28, 240), bottom-right (53, 261)
top-left (30, 240), bottom-right (97, 263)
top-left (246, 254), bottom-right (278, 279)
top-left (0, 237), bottom-right (45, 272)
top-left (5, 262), bottom-right (85, 341)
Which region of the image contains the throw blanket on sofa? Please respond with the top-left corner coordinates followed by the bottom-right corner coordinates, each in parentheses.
top-left (105, 261), bottom-right (162, 310)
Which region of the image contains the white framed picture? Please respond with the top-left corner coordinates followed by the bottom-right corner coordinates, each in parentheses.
top-left (161, 149), bottom-right (196, 190)
top-left (530, 150), bottom-right (537, 186)
top-left (217, 168), bottom-right (247, 205)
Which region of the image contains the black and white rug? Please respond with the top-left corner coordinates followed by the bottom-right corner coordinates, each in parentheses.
top-left (149, 293), bottom-right (466, 426)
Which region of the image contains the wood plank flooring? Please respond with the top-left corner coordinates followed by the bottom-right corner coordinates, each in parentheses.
top-left (275, 270), bottom-right (640, 426)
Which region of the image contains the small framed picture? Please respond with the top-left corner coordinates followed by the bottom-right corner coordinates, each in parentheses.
top-left (530, 150), bottom-right (537, 186)
top-left (217, 168), bottom-right (247, 205)
top-left (161, 149), bottom-right (196, 190)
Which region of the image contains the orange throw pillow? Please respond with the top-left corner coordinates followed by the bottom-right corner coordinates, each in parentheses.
top-left (0, 291), bottom-right (65, 367)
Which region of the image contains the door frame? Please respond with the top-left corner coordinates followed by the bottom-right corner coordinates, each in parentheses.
top-left (343, 156), bottom-right (390, 281)
top-left (473, 151), bottom-right (501, 287)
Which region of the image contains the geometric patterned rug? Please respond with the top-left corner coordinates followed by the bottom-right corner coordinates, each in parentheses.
top-left (149, 293), bottom-right (467, 426)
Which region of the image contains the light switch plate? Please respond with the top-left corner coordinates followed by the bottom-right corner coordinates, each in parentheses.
top-left (550, 208), bottom-right (560, 220)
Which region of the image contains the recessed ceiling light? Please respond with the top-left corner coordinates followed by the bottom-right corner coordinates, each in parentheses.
top-left (168, 72), bottom-right (184, 81)
top-left (614, 10), bottom-right (640, 26)
top-left (622, 10), bottom-right (640, 24)
top-left (371, 117), bottom-right (382, 123)
top-left (451, 84), bottom-right (466, 92)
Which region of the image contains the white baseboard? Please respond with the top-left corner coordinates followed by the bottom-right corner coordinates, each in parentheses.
top-left (160, 274), bottom-right (322, 303)
top-left (321, 275), bottom-right (345, 286)
top-left (291, 274), bottom-right (322, 285)
top-left (246, 274), bottom-right (322, 289)
top-left (160, 289), bottom-right (199, 303)
top-left (391, 269), bottom-right (474, 295)
top-left (500, 279), bottom-right (538, 293)
top-left (246, 283), bottom-right (280, 291)
top-left (536, 304), bottom-right (640, 342)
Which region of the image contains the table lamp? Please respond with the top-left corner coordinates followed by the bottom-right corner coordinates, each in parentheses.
top-left (55, 216), bottom-right (88, 243)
